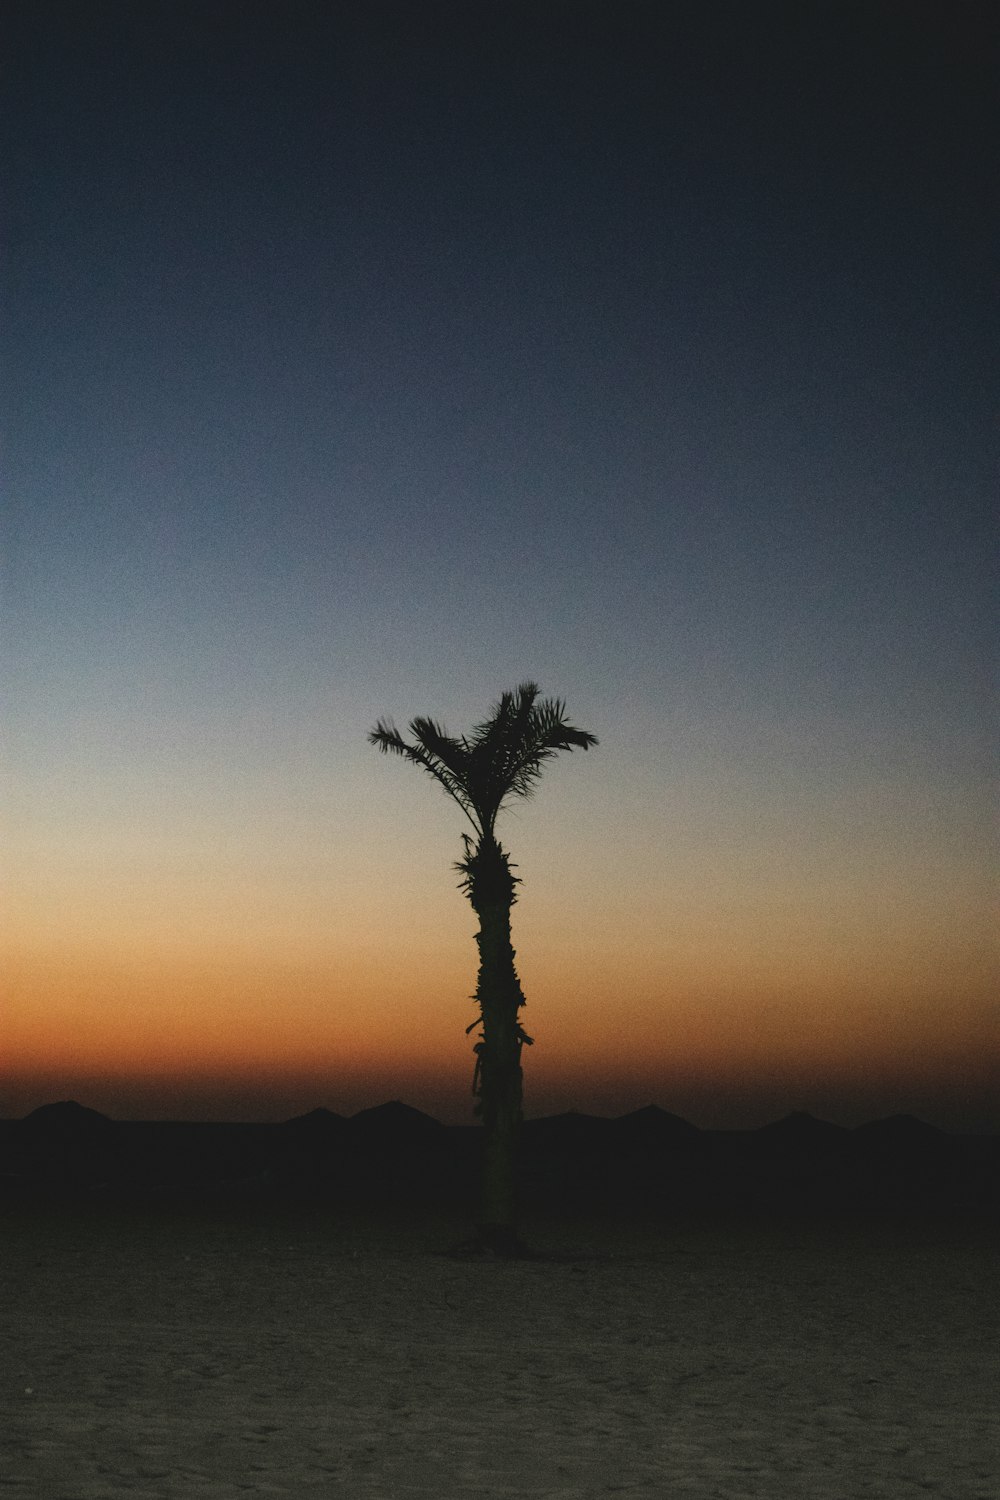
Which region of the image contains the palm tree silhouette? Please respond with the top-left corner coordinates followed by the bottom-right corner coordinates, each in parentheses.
top-left (370, 682), bottom-right (597, 1254)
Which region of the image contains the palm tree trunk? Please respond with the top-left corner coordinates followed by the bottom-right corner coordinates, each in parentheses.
top-left (472, 897), bottom-right (528, 1252)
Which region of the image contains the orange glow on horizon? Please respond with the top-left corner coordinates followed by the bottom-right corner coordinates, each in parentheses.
top-left (6, 922), bottom-right (996, 1129)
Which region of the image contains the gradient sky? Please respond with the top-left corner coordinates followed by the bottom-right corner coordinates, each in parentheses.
top-left (4, 2), bottom-right (997, 1128)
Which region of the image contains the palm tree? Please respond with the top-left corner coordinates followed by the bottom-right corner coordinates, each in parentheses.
top-left (369, 682), bottom-right (597, 1254)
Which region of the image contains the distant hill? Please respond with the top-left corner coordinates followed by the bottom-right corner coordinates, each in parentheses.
top-left (754, 1112), bottom-right (850, 1151)
top-left (22, 1101), bottom-right (116, 1134)
top-left (5, 1100), bottom-right (994, 1139)
top-left (347, 1100), bottom-right (446, 1143)
top-left (612, 1104), bottom-right (702, 1142)
top-left (854, 1112), bottom-right (946, 1142)
top-left (1, 1098), bottom-right (994, 1222)
top-left (282, 1106), bottom-right (347, 1133)
top-left (851, 1113), bottom-right (953, 1157)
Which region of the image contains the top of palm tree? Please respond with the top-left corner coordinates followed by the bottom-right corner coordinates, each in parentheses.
top-left (369, 681), bottom-right (597, 838)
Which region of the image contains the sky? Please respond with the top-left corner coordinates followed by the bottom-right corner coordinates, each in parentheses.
top-left (4, 1), bottom-right (997, 1129)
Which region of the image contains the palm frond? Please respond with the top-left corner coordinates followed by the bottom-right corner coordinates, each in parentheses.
top-left (463, 683), bottom-right (536, 830)
top-left (369, 717), bottom-right (481, 831)
top-left (469, 683), bottom-right (597, 829)
top-left (503, 695), bottom-right (597, 807)
top-left (369, 683), bottom-right (596, 836)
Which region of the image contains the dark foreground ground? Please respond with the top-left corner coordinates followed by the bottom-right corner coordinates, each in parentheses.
top-left (3, 1198), bottom-right (997, 1499)
top-left (2, 1105), bottom-right (998, 1497)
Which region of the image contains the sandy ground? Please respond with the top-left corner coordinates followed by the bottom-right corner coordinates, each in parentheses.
top-left (2, 1204), bottom-right (996, 1499)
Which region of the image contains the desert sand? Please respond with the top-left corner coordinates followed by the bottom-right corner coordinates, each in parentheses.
top-left (2, 1203), bottom-right (996, 1499)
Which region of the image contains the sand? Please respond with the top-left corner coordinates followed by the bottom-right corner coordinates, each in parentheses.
top-left (2, 1204), bottom-right (996, 1498)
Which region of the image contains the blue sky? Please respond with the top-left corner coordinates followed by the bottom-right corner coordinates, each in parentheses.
top-left (5, 2), bottom-right (996, 1126)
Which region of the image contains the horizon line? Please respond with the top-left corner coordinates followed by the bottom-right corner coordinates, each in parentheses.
top-left (8, 1097), bottom-right (999, 1137)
